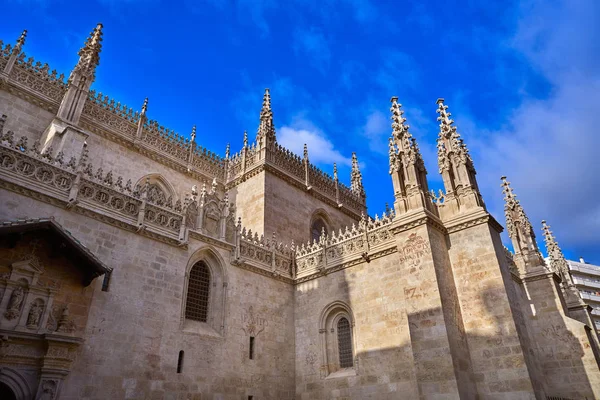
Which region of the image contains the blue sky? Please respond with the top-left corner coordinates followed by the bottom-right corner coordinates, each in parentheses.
top-left (2, 0), bottom-right (599, 263)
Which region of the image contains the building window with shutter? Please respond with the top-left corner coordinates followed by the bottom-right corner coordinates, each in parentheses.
top-left (337, 317), bottom-right (353, 368)
top-left (319, 301), bottom-right (356, 378)
top-left (185, 261), bottom-right (211, 322)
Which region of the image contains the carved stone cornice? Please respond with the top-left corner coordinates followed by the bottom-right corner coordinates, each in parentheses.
top-left (294, 245), bottom-right (397, 284)
top-left (230, 258), bottom-right (294, 284)
top-left (189, 230), bottom-right (235, 251)
top-left (226, 158), bottom-right (364, 220)
top-left (389, 209), bottom-right (446, 235)
top-left (443, 208), bottom-right (503, 234)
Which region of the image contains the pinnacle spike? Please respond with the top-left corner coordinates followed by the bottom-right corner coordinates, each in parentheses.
top-left (141, 97), bottom-right (148, 115)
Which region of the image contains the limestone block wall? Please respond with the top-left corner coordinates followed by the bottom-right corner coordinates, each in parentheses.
top-left (0, 90), bottom-right (55, 143)
top-left (294, 252), bottom-right (419, 400)
top-left (446, 221), bottom-right (536, 398)
top-left (229, 170), bottom-right (267, 237)
top-left (0, 188), bottom-right (296, 400)
top-left (263, 173), bottom-right (358, 246)
top-left (523, 273), bottom-right (600, 399)
top-left (83, 130), bottom-right (208, 200)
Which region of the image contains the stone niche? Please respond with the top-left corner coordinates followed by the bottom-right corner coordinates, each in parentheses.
top-left (0, 219), bottom-right (110, 400)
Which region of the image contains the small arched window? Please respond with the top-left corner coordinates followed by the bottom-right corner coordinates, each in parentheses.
top-left (337, 317), bottom-right (353, 368)
top-left (185, 261), bottom-right (211, 322)
top-left (311, 217), bottom-right (328, 243)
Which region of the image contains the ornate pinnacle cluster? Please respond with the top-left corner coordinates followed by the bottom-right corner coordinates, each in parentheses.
top-left (436, 98), bottom-right (472, 173)
top-left (257, 88), bottom-right (276, 143)
top-left (389, 97), bottom-right (424, 171)
top-left (73, 23), bottom-right (103, 81)
top-left (501, 176), bottom-right (534, 242)
top-left (350, 153), bottom-right (365, 197)
top-left (541, 220), bottom-right (572, 283)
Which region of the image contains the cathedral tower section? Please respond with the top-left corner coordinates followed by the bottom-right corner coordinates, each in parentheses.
top-left (388, 97), bottom-right (433, 215)
top-left (436, 98), bottom-right (483, 217)
top-left (225, 89), bottom-right (365, 245)
top-left (39, 24), bottom-right (104, 163)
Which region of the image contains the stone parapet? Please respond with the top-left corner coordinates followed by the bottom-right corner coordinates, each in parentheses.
top-left (295, 212), bottom-right (395, 282)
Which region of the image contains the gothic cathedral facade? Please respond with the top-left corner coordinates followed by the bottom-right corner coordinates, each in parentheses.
top-left (0, 25), bottom-right (599, 400)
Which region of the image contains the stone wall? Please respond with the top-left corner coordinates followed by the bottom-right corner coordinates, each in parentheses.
top-left (294, 251), bottom-right (419, 399)
top-left (0, 188), bottom-right (296, 400)
top-left (0, 90), bottom-right (54, 143)
top-left (263, 172), bottom-right (358, 246)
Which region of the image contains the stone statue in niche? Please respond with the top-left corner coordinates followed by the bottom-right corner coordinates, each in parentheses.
top-left (27, 301), bottom-right (44, 328)
top-left (36, 379), bottom-right (57, 400)
top-left (4, 286), bottom-right (24, 320)
top-left (57, 306), bottom-right (76, 333)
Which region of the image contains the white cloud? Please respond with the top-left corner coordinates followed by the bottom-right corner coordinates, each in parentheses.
top-left (278, 118), bottom-right (352, 167)
top-left (467, 0), bottom-right (600, 257)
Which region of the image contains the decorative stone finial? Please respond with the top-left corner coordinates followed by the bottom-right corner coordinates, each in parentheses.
top-left (541, 220), bottom-right (571, 280)
top-left (256, 88), bottom-right (276, 143)
top-left (501, 176), bottom-right (533, 243)
top-left (13, 29), bottom-right (27, 54)
top-left (243, 130), bottom-right (248, 148)
top-left (141, 97), bottom-right (148, 116)
top-left (350, 152), bottom-right (365, 198)
top-left (225, 143), bottom-right (230, 159)
top-left (190, 125), bottom-right (196, 142)
top-left (73, 23), bottom-right (103, 82)
top-left (303, 143), bottom-right (308, 160)
top-left (333, 163), bottom-right (338, 181)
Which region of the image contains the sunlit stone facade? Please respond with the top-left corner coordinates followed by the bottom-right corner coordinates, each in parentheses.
top-left (0, 25), bottom-right (599, 400)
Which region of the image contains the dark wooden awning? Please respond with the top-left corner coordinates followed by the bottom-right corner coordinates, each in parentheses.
top-left (0, 218), bottom-right (112, 286)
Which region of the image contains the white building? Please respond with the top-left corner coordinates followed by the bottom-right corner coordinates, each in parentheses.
top-left (568, 257), bottom-right (600, 332)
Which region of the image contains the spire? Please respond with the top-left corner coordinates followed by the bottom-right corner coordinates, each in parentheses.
top-left (388, 97), bottom-right (431, 215)
top-left (303, 143), bottom-right (308, 161)
top-left (225, 143), bottom-right (230, 159)
top-left (141, 97), bottom-right (148, 116)
top-left (190, 125), bottom-right (196, 142)
top-left (500, 176), bottom-right (542, 272)
top-left (350, 152), bottom-right (365, 198)
top-left (72, 23), bottom-right (103, 83)
top-left (13, 29), bottom-right (27, 54)
top-left (256, 88), bottom-right (276, 144)
top-left (3, 29), bottom-right (27, 76)
top-left (243, 130), bottom-right (248, 148)
top-left (435, 98), bottom-right (482, 211)
top-left (333, 163), bottom-right (338, 181)
top-left (436, 98), bottom-right (473, 172)
top-left (542, 220), bottom-right (572, 284)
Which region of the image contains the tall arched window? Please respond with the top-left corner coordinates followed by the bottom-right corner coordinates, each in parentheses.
top-left (185, 261), bottom-right (211, 322)
top-left (319, 301), bottom-right (356, 377)
top-left (337, 317), bottom-right (353, 368)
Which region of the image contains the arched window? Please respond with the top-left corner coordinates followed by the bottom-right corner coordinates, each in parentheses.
top-left (337, 317), bottom-right (353, 368)
top-left (310, 212), bottom-right (330, 243)
top-left (319, 301), bottom-right (356, 377)
top-left (185, 261), bottom-right (211, 322)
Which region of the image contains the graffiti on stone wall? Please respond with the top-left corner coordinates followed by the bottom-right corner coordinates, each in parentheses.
top-left (241, 306), bottom-right (268, 336)
top-left (398, 233), bottom-right (431, 267)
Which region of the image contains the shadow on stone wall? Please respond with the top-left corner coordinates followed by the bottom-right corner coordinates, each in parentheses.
top-left (295, 269), bottom-right (599, 400)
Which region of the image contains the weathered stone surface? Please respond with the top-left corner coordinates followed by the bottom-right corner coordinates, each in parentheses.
top-left (0, 26), bottom-right (599, 400)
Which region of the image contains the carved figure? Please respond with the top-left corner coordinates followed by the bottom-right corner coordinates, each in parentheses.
top-left (4, 286), bottom-right (24, 320)
top-left (36, 379), bottom-right (57, 400)
top-left (27, 301), bottom-right (44, 328)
